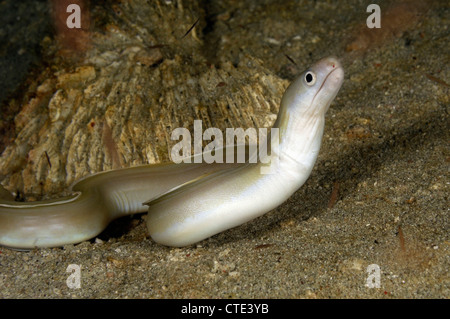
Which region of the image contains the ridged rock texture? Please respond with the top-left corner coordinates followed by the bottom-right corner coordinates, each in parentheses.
top-left (0, 0), bottom-right (288, 199)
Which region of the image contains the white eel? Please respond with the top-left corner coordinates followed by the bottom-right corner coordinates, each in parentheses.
top-left (0, 56), bottom-right (344, 249)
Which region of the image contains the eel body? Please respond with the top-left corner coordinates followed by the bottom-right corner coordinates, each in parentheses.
top-left (0, 56), bottom-right (344, 249)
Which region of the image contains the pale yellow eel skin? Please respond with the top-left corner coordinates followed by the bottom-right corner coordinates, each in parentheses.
top-left (0, 56), bottom-right (344, 249)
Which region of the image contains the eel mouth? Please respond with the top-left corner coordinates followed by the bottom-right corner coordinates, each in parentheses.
top-left (311, 58), bottom-right (344, 113)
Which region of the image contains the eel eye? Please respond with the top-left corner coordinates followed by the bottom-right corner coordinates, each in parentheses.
top-left (304, 71), bottom-right (316, 86)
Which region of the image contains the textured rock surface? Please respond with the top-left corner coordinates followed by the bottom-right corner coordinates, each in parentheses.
top-left (0, 0), bottom-right (287, 198)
